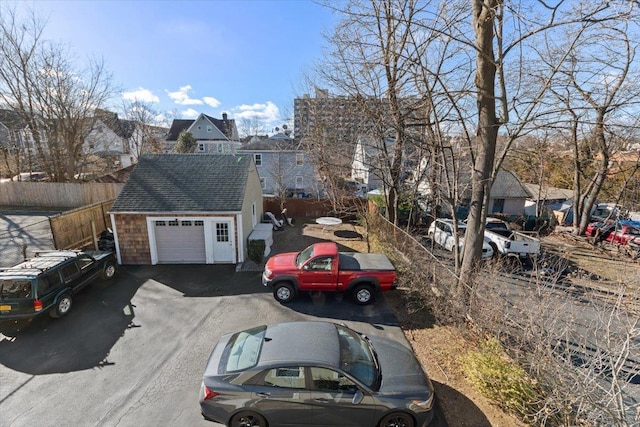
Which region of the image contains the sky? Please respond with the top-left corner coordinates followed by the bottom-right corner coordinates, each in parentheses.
top-left (13, 0), bottom-right (340, 133)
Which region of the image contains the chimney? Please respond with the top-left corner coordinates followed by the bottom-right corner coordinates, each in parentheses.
top-left (222, 112), bottom-right (228, 121)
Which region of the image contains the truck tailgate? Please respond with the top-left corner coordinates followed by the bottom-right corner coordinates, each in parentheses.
top-left (338, 253), bottom-right (395, 271)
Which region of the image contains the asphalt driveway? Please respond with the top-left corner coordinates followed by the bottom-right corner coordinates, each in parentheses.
top-left (0, 220), bottom-right (438, 427)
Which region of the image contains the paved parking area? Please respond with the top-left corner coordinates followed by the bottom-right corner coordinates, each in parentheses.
top-left (0, 220), bottom-right (425, 427)
top-left (0, 208), bottom-right (59, 267)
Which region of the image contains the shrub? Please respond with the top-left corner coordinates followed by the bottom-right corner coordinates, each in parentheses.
top-left (248, 239), bottom-right (265, 264)
top-left (461, 338), bottom-right (543, 423)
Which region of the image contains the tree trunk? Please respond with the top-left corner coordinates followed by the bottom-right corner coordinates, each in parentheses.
top-left (460, 0), bottom-right (501, 300)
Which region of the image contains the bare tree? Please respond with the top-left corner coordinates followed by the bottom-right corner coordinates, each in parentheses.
top-left (122, 99), bottom-right (166, 157)
top-left (0, 5), bottom-right (115, 181)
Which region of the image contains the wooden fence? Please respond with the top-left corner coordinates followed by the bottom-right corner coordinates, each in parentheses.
top-left (49, 200), bottom-right (114, 249)
top-left (263, 197), bottom-right (367, 218)
top-left (0, 182), bottom-right (124, 208)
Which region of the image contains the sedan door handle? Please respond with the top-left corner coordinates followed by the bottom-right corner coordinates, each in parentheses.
top-left (256, 392), bottom-right (271, 398)
top-left (314, 398), bottom-right (330, 403)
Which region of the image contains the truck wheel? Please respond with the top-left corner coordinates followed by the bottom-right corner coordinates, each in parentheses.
top-left (489, 242), bottom-right (499, 258)
top-left (273, 282), bottom-right (295, 304)
top-left (352, 284), bottom-right (374, 305)
top-left (49, 293), bottom-right (72, 318)
top-left (102, 262), bottom-right (117, 280)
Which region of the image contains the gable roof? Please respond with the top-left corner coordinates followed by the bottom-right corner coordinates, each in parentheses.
top-left (491, 170), bottom-right (532, 199)
top-left (110, 154), bottom-right (253, 213)
top-left (166, 119), bottom-right (194, 141)
top-left (0, 109), bottom-right (30, 130)
top-left (522, 183), bottom-right (573, 201)
top-left (165, 114), bottom-right (238, 141)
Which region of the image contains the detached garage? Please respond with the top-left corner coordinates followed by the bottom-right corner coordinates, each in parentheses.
top-left (109, 153), bottom-right (263, 265)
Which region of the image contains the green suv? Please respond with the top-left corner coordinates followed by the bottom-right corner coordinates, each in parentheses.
top-left (0, 250), bottom-right (117, 320)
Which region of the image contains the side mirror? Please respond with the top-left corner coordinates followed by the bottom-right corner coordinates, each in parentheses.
top-left (352, 390), bottom-right (364, 405)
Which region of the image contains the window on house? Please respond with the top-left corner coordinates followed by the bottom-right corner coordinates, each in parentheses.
top-left (198, 143), bottom-right (205, 152)
top-left (217, 143), bottom-right (223, 153)
top-left (492, 199), bottom-right (505, 213)
top-left (295, 176), bottom-right (304, 189)
top-left (197, 125), bottom-right (202, 130)
top-left (254, 154), bottom-right (262, 166)
top-left (207, 126), bottom-right (212, 132)
top-left (260, 177), bottom-right (266, 189)
top-left (296, 153), bottom-right (304, 166)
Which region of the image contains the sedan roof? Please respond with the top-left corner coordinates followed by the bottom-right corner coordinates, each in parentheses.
top-left (258, 321), bottom-right (340, 368)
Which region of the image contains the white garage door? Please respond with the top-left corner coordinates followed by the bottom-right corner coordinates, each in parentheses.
top-left (154, 219), bottom-right (206, 263)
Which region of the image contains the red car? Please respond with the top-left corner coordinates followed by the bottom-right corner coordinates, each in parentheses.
top-left (607, 221), bottom-right (640, 245)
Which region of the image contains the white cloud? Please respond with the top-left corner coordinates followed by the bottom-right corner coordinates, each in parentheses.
top-left (232, 101), bottom-right (280, 122)
top-left (166, 85), bottom-right (204, 105)
top-left (203, 96), bottom-right (221, 108)
top-left (122, 87), bottom-right (159, 103)
top-left (181, 108), bottom-right (199, 119)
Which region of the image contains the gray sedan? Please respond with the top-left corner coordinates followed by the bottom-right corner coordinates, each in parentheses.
top-left (199, 321), bottom-right (435, 427)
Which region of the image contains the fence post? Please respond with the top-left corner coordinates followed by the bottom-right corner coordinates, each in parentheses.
top-left (91, 220), bottom-right (98, 250)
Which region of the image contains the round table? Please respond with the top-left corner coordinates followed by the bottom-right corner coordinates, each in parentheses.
top-left (315, 216), bottom-right (342, 231)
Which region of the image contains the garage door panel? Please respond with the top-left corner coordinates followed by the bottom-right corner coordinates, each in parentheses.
top-left (155, 220), bottom-right (205, 263)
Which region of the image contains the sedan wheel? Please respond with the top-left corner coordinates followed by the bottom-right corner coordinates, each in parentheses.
top-left (230, 411), bottom-right (267, 427)
top-left (379, 412), bottom-right (415, 427)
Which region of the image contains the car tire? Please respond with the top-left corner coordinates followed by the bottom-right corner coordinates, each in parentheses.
top-left (273, 282), bottom-right (295, 304)
top-left (489, 242), bottom-right (499, 258)
top-left (352, 284), bottom-right (374, 305)
top-left (49, 293), bottom-right (72, 318)
top-left (230, 411), bottom-right (267, 427)
top-left (379, 412), bottom-right (415, 427)
top-left (102, 262), bottom-right (117, 280)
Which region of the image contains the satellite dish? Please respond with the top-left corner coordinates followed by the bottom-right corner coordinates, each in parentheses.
top-left (282, 124), bottom-right (288, 130)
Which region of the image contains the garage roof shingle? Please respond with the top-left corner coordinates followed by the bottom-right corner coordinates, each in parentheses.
top-left (110, 154), bottom-right (252, 213)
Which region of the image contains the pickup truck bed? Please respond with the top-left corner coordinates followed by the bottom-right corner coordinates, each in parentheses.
top-left (338, 253), bottom-right (395, 271)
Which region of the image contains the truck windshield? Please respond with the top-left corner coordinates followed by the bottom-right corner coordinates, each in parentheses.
top-left (296, 245), bottom-right (315, 268)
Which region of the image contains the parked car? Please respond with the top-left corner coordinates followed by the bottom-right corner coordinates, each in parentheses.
top-left (0, 250), bottom-right (117, 320)
top-left (606, 220), bottom-right (640, 245)
top-left (585, 221), bottom-right (615, 239)
top-left (0, 171), bottom-right (47, 183)
top-left (199, 321), bottom-right (435, 427)
top-left (262, 242), bottom-right (397, 305)
top-left (427, 218), bottom-right (494, 259)
top-left (482, 217), bottom-right (541, 259)
top-left (585, 220), bottom-right (640, 245)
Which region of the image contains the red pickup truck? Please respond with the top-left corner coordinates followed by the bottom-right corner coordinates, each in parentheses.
top-left (262, 242), bottom-right (397, 305)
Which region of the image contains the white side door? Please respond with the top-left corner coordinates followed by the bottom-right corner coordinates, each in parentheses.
top-left (212, 219), bottom-right (235, 263)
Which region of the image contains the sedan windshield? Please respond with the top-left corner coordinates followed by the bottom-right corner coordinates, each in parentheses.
top-left (295, 245), bottom-right (314, 268)
top-left (335, 325), bottom-right (380, 389)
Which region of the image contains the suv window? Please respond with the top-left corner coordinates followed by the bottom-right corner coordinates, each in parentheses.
top-left (76, 254), bottom-right (95, 270)
top-left (60, 262), bottom-right (80, 281)
top-left (37, 271), bottom-right (62, 296)
top-left (1, 280), bottom-right (33, 299)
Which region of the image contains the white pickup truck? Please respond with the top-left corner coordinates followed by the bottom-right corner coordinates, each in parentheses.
top-left (483, 217), bottom-right (541, 259)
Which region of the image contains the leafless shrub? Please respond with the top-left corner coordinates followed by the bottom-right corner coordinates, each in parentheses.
top-left (374, 214), bottom-right (640, 426)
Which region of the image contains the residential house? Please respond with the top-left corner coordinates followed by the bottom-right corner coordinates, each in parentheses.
top-left (351, 134), bottom-right (397, 192)
top-left (109, 153), bottom-right (263, 265)
top-left (238, 135), bottom-right (322, 198)
top-left (166, 113), bottom-right (240, 154)
top-left (488, 170), bottom-right (532, 215)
